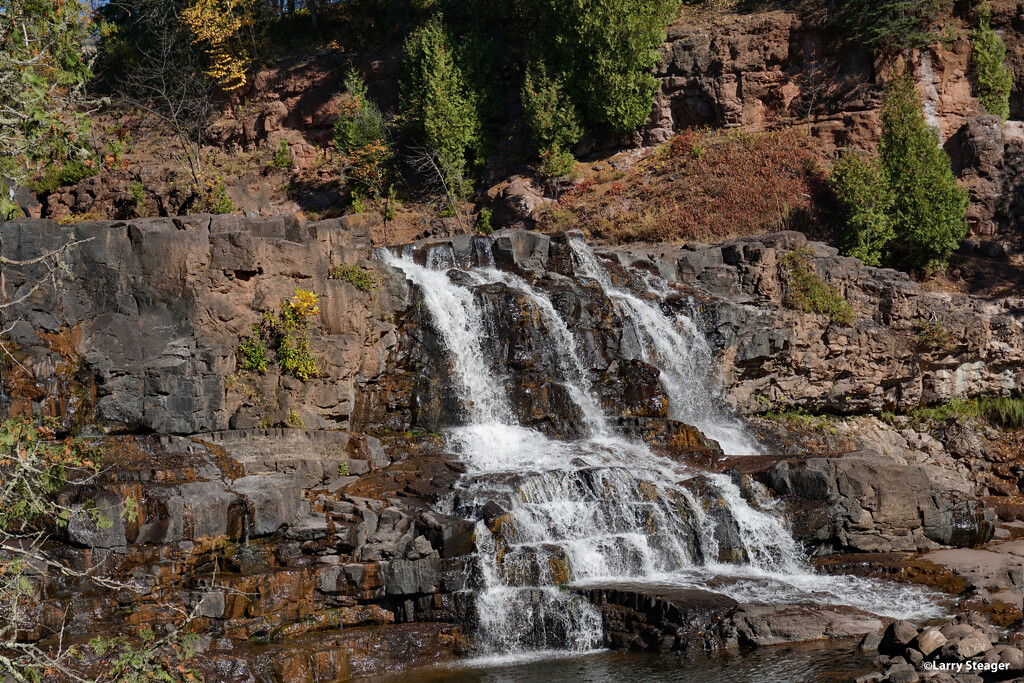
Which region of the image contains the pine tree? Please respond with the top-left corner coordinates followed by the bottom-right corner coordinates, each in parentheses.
top-left (879, 75), bottom-right (968, 272)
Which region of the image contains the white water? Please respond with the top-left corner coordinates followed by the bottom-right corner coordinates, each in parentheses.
top-left (566, 235), bottom-right (759, 455)
top-left (381, 245), bottom-right (943, 657)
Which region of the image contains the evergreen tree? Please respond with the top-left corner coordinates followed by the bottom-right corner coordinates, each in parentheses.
top-left (830, 151), bottom-right (896, 267)
top-left (879, 74), bottom-right (968, 272)
top-left (971, 4), bottom-right (1013, 121)
top-left (399, 16), bottom-right (481, 183)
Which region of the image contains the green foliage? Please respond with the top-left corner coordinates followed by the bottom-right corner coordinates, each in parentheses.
top-left (274, 290), bottom-right (320, 381)
top-left (286, 408), bottom-right (304, 428)
top-left (192, 176), bottom-right (236, 215)
top-left (980, 397), bottom-right (1024, 430)
top-left (1, 193), bottom-right (24, 220)
top-left (475, 208), bottom-right (494, 235)
top-left (971, 4), bottom-right (1013, 121)
top-left (882, 396), bottom-right (1024, 430)
top-left (762, 408), bottom-right (837, 435)
top-left (334, 70), bottom-right (393, 197)
top-left (833, 0), bottom-right (952, 50)
top-left (0, 0), bottom-right (95, 182)
top-left (129, 180), bottom-right (147, 209)
top-left (235, 290), bottom-right (320, 381)
top-left (400, 16), bottom-right (482, 184)
top-left (521, 63), bottom-right (583, 176)
top-left (328, 263), bottom-right (377, 292)
top-left (270, 139), bottom-right (294, 169)
top-left (879, 75), bottom-right (968, 272)
top-left (782, 247), bottom-right (855, 325)
top-left (29, 160), bottom-right (98, 196)
top-left (237, 326), bottom-right (270, 373)
top-left (337, 461), bottom-right (349, 477)
top-left (914, 316), bottom-right (957, 352)
top-left (0, 417), bottom-right (100, 529)
top-left (536, 0), bottom-right (678, 133)
top-left (88, 631), bottom-right (203, 683)
top-left (830, 151), bottom-right (896, 267)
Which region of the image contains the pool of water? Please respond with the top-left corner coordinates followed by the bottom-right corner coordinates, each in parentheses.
top-left (373, 642), bottom-right (877, 683)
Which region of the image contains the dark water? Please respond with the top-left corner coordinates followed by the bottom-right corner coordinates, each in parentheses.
top-left (375, 643), bottom-right (876, 683)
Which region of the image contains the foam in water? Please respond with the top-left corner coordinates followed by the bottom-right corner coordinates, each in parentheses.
top-left (381, 246), bottom-right (944, 658)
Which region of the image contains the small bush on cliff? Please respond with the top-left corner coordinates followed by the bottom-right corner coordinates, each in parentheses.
top-left (475, 208), bottom-right (494, 235)
top-left (782, 247), bottom-right (855, 326)
top-left (830, 151), bottom-right (895, 267)
top-left (237, 327), bottom-right (270, 373)
top-left (270, 139), bottom-right (294, 169)
top-left (237, 290), bottom-right (321, 381)
top-left (521, 63), bottom-right (583, 178)
top-left (971, 4), bottom-right (1013, 121)
top-left (879, 74), bottom-right (968, 273)
top-left (192, 176), bottom-right (235, 215)
top-left (274, 289), bottom-right (321, 381)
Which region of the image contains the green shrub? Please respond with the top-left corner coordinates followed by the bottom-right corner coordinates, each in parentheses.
top-left (913, 316), bottom-right (957, 352)
top-left (30, 160), bottom-right (98, 195)
top-left (400, 16), bottom-right (482, 185)
top-left (782, 247), bottom-right (856, 325)
top-left (274, 290), bottom-right (320, 381)
top-left (192, 176), bottom-right (235, 214)
top-left (971, 4), bottom-right (1013, 121)
top-left (1, 193), bottom-right (24, 220)
top-left (129, 180), bottom-right (146, 208)
top-left (237, 290), bottom-right (320, 382)
top-left (475, 208), bottom-right (494, 235)
top-left (880, 75), bottom-right (968, 273)
top-left (833, 0), bottom-right (952, 50)
top-left (237, 327), bottom-right (270, 373)
top-left (270, 139), bottom-right (294, 169)
top-left (328, 263), bottom-right (377, 292)
top-left (830, 150), bottom-right (896, 267)
top-left (522, 63), bottom-right (583, 177)
top-left (334, 71), bottom-right (393, 198)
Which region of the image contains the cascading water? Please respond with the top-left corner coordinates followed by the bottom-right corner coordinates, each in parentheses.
top-left (566, 235), bottom-right (759, 455)
top-left (380, 240), bottom-right (941, 659)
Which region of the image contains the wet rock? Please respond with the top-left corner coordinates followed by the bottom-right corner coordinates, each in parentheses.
top-left (576, 584), bottom-right (737, 652)
top-left (758, 456), bottom-right (994, 553)
top-left (723, 603), bottom-right (884, 648)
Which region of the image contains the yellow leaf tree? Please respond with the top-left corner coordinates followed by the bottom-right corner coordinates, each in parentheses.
top-left (181, 0), bottom-right (260, 90)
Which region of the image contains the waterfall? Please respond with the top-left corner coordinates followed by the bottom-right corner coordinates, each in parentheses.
top-left (566, 234), bottom-right (760, 455)
top-left (380, 242), bottom-right (941, 659)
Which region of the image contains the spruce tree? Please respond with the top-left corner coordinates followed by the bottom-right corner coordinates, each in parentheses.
top-left (879, 74), bottom-right (968, 272)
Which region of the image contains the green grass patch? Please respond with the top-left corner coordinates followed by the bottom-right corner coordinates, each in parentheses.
top-left (328, 263), bottom-right (377, 292)
top-left (762, 408), bottom-right (837, 435)
top-left (782, 247), bottom-right (855, 326)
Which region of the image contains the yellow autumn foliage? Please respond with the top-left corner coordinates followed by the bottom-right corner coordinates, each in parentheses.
top-left (181, 0), bottom-right (257, 90)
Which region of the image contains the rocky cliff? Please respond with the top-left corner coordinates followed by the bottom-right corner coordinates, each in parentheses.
top-left (2, 217), bottom-right (1022, 679)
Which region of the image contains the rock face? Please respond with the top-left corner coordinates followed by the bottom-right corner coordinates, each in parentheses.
top-left (605, 231), bottom-right (1024, 416)
top-left (645, 8), bottom-right (1024, 244)
top-left (758, 456), bottom-right (995, 553)
top-left (0, 215), bottom-right (402, 434)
